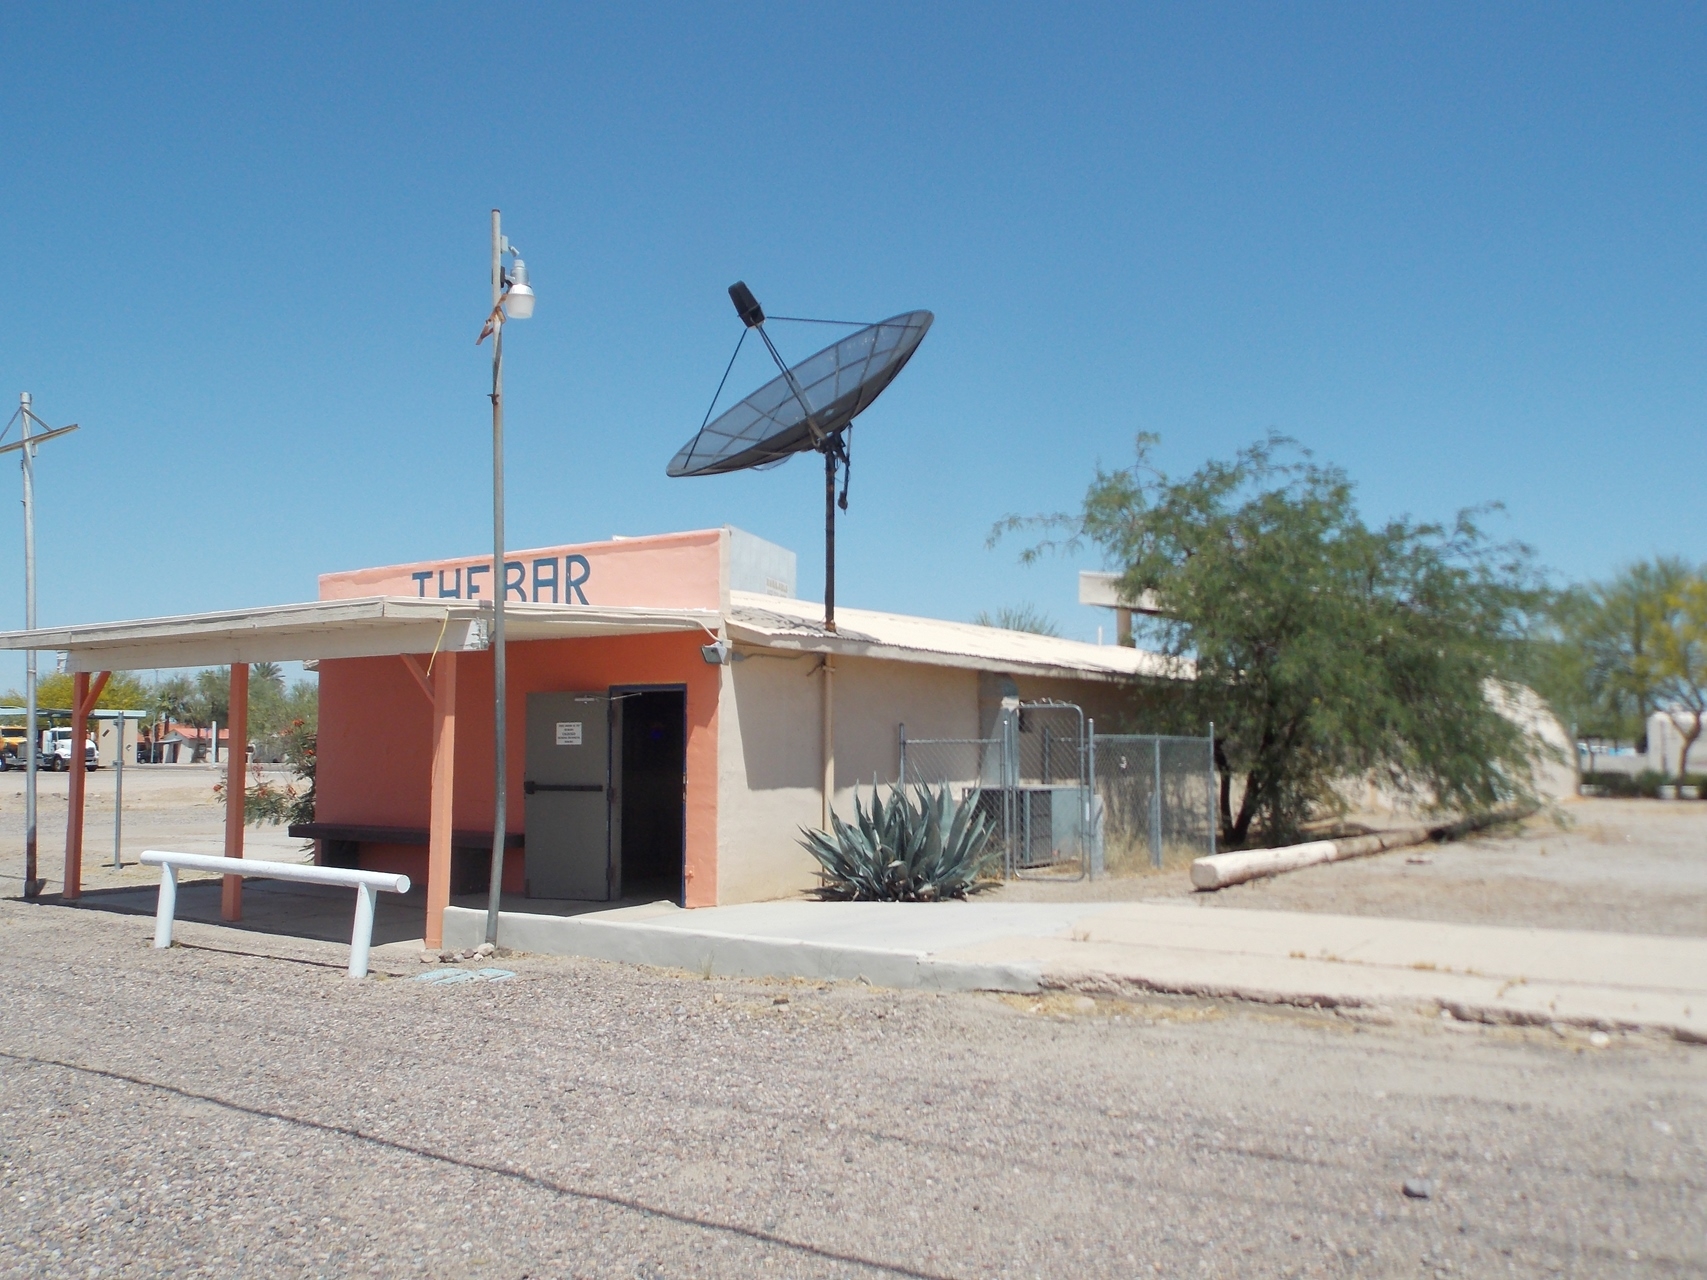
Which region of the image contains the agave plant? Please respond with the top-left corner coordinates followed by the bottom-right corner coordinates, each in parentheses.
top-left (800, 783), bottom-right (1001, 901)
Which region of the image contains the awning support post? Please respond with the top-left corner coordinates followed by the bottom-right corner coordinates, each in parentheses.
top-left (426, 652), bottom-right (457, 949)
top-left (62, 669), bottom-right (109, 900)
top-left (221, 663), bottom-right (249, 921)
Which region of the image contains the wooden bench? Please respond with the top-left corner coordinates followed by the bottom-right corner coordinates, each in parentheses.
top-left (288, 822), bottom-right (524, 896)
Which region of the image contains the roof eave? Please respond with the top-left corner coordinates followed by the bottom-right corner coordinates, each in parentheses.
top-left (725, 624), bottom-right (1173, 683)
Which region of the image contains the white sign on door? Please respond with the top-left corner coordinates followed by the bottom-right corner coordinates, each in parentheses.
top-left (555, 721), bottom-right (583, 746)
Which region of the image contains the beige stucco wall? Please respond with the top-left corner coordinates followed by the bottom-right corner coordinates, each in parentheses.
top-left (714, 649), bottom-right (982, 903)
top-left (715, 650), bottom-right (820, 904)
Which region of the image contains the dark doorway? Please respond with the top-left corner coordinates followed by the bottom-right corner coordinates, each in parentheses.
top-left (617, 688), bottom-right (686, 905)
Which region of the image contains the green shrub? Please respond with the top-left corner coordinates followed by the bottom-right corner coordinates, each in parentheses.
top-left (212, 718), bottom-right (316, 827)
top-left (1579, 770), bottom-right (1643, 797)
top-left (800, 783), bottom-right (1001, 901)
top-left (1580, 770), bottom-right (1707, 798)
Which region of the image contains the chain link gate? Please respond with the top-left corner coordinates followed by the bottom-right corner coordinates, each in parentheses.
top-left (898, 711), bottom-right (1216, 881)
top-left (899, 701), bottom-right (1094, 880)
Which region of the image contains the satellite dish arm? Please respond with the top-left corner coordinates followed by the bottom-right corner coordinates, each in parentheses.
top-left (754, 326), bottom-right (826, 447)
top-left (729, 281), bottom-right (825, 446)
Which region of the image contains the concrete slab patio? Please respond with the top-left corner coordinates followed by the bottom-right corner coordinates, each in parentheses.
top-left (443, 898), bottom-right (1707, 1042)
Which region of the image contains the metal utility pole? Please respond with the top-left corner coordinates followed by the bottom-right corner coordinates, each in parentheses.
top-left (1, 395), bottom-right (78, 897)
top-left (486, 209), bottom-right (509, 945)
top-left (20, 396), bottom-right (37, 896)
top-left (112, 713), bottom-right (126, 868)
top-left (475, 210), bottom-right (532, 945)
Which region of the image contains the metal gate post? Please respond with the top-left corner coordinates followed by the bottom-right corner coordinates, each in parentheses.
top-left (113, 715), bottom-right (125, 869)
top-left (1086, 720), bottom-right (1096, 880)
top-left (898, 723), bottom-right (906, 786)
top-left (1000, 715), bottom-right (1009, 877)
top-left (1208, 722), bottom-right (1217, 857)
top-left (1150, 736), bottom-right (1164, 869)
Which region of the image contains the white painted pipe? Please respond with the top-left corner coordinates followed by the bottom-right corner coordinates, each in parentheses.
top-left (1189, 827), bottom-right (1432, 891)
top-left (141, 850), bottom-right (411, 979)
top-left (350, 883), bottom-right (378, 981)
top-left (1190, 839), bottom-right (1342, 890)
top-left (153, 861), bottom-right (178, 949)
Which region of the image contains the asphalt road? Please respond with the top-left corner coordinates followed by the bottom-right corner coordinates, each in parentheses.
top-left (1, 900), bottom-right (1701, 1279)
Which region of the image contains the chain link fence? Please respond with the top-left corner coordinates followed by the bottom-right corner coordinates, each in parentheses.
top-left (898, 712), bottom-right (1216, 880)
top-left (1092, 734), bottom-right (1217, 873)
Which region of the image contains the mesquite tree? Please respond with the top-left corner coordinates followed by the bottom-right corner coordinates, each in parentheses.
top-left (1650, 572), bottom-right (1707, 780)
top-left (997, 434), bottom-right (1548, 846)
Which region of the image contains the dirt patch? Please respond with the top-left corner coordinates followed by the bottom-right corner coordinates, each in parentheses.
top-left (0, 764), bottom-right (309, 898)
top-left (994, 798), bottom-right (1707, 936)
top-left (1188, 799), bottom-right (1707, 935)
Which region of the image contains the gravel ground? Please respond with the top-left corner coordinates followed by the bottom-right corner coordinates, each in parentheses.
top-left (1, 900), bottom-right (1702, 1278)
top-left (997, 800), bottom-right (1707, 937)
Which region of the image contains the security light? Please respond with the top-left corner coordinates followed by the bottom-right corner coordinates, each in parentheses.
top-left (504, 255), bottom-right (535, 319)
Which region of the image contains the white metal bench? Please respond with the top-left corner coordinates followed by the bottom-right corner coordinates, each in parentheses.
top-left (141, 850), bottom-right (411, 979)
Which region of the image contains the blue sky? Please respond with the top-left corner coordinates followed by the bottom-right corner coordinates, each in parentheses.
top-left (0, 3), bottom-right (1702, 688)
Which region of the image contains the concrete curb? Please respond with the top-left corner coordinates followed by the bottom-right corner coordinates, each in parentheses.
top-left (439, 888), bottom-right (1705, 1045)
top-left (441, 905), bottom-right (1044, 993)
top-left (1038, 969), bottom-right (1707, 1045)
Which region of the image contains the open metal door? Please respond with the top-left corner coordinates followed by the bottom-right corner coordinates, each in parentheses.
top-left (524, 691), bottom-right (612, 900)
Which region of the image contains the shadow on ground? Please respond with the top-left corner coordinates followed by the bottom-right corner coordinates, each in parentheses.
top-left (14, 879), bottom-right (677, 948)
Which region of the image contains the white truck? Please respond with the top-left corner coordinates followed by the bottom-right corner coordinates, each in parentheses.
top-left (42, 727), bottom-right (98, 772)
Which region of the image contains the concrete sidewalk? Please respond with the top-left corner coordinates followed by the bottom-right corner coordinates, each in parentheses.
top-left (443, 899), bottom-right (1707, 1041)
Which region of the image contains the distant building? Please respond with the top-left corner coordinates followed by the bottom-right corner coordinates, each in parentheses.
top-left (144, 722), bottom-right (230, 764)
top-left (1647, 711), bottom-right (1707, 777)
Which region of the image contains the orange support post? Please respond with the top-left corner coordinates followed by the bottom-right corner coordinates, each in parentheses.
top-left (61, 670), bottom-right (109, 901)
top-left (425, 652), bottom-right (457, 948)
top-left (221, 662), bottom-right (249, 921)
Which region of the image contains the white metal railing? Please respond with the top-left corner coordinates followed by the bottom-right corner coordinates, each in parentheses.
top-left (140, 850), bottom-right (411, 980)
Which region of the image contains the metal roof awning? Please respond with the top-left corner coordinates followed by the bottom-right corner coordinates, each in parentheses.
top-left (0, 597), bottom-right (721, 672)
top-left (726, 592), bottom-right (1188, 682)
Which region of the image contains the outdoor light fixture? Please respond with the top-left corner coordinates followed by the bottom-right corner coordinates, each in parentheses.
top-left (700, 639), bottom-right (731, 665)
top-left (503, 253), bottom-right (535, 319)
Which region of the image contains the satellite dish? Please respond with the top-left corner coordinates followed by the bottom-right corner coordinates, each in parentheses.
top-left (666, 308), bottom-right (933, 478)
top-left (668, 283), bottom-right (932, 632)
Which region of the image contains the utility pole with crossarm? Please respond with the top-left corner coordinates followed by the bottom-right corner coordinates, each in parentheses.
top-left (0, 394), bottom-right (79, 897)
